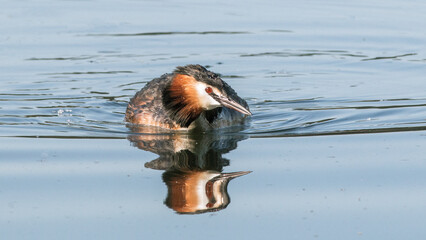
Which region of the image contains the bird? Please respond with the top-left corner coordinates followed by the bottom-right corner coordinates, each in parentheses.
top-left (125, 64), bottom-right (251, 130)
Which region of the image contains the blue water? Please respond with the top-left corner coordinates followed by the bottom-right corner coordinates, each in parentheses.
top-left (1, 0), bottom-right (426, 239)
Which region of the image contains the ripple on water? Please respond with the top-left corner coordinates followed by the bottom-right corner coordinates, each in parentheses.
top-left (246, 98), bottom-right (426, 137)
top-left (1, 18), bottom-right (426, 138)
top-left (2, 83), bottom-right (426, 138)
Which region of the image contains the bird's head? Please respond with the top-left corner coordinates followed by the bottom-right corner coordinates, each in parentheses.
top-left (163, 65), bottom-right (251, 127)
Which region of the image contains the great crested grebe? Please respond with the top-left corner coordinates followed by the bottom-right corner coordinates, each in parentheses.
top-left (125, 64), bottom-right (251, 130)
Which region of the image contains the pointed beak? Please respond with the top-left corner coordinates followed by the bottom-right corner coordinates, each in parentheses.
top-left (210, 94), bottom-right (252, 116)
top-left (218, 171), bottom-right (252, 180)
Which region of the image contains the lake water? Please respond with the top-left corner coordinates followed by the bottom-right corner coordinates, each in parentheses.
top-left (1, 0), bottom-right (426, 239)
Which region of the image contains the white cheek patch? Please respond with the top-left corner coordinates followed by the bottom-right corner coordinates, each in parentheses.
top-left (195, 82), bottom-right (221, 110)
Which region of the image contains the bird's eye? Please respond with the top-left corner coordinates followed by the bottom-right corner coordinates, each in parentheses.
top-left (205, 87), bottom-right (213, 94)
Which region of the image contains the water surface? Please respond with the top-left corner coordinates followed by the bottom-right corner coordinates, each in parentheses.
top-left (1, 0), bottom-right (426, 239)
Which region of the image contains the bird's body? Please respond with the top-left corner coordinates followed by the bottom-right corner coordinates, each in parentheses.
top-left (125, 65), bottom-right (251, 130)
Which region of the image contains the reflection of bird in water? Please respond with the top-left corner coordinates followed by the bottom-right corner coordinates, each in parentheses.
top-left (163, 170), bottom-right (250, 214)
top-left (127, 127), bottom-right (251, 214)
top-left (125, 64), bottom-right (251, 131)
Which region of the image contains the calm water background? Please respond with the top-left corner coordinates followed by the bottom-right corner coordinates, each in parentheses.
top-left (1, 0), bottom-right (426, 239)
